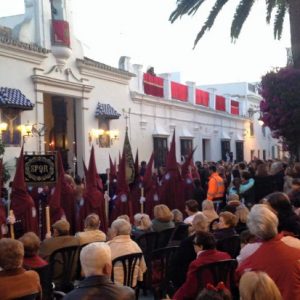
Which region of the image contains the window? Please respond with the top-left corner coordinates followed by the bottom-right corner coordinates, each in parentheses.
top-left (257, 150), bottom-right (260, 159)
top-left (180, 139), bottom-right (193, 162)
top-left (235, 141), bottom-right (244, 162)
top-left (153, 137), bottom-right (168, 168)
top-left (250, 122), bottom-right (254, 136)
top-left (221, 140), bottom-right (231, 161)
top-left (1, 108), bottom-right (21, 146)
top-left (271, 146), bottom-right (275, 159)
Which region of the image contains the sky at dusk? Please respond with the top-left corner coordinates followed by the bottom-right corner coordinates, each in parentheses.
top-left (0, 0), bottom-right (291, 85)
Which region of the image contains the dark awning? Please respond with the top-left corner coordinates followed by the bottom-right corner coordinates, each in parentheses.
top-left (95, 102), bottom-right (120, 120)
top-left (0, 87), bottom-right (34, 110)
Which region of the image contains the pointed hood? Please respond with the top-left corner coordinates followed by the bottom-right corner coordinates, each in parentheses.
top-left (181, 148), bottom-right (196, 178)
top-left (122, 129), bottom-right (135, 184)
top-left (166, 130), bottom-right (177, 171)
top-left (117, 150), bottom-right (129, 194)
top-left (87, 146), bottom-right (103, 190)
top-left (143, 153), bottom-right (154, 191)
top-left (109, 154), bottom-right (117, 182)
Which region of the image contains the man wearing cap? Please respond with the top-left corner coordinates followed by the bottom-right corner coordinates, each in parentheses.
top-left (39, 219), bottom-right (79, 260)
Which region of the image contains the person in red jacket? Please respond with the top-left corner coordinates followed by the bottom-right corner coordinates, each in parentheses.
top-left (236, 204), bottom-right (300, 300)
top-left (173, 231), bottom-right (230, 300)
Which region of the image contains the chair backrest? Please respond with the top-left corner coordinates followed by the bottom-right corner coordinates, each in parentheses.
top-left (157, 228), bottom-right (175, 249)
top-left (151, 246), bottom-right (179, 285)
top-left (216, 235), bottom-right (241, 258)
top-left (196, 259), bottom-right (238, 292)
top-left (49, 245), bottom-right (79, 293)
top-left (209, 218), bottom-right (219, 232)
top-left (169, 224), bottom-right (190, 245)
top-left (136, 231), bottom-right (158, 260)
top-left (33, 264), bottom-right (52, 300)
top-left (111, 252), bottom-right (143, 288)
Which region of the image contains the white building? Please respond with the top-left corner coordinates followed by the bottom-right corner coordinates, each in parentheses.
top-left (0, 0), bottom-right (280, 177)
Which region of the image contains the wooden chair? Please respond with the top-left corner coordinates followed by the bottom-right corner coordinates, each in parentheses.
top-left (168, 223), bottom-right (190, 245)
top-left (150, 246), bottom-right (179, 299)
top-left (216, 235), bottom-right (241, 258)
top-left (196, 259), bottom-right (238, 299)
top-left (156, 228), bottom-right (175, 249)
top-left (49, 245), bottom-right (79, 293)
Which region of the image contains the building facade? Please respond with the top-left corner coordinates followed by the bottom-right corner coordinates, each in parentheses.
top-left (0, 0), bottom-right (280, 178)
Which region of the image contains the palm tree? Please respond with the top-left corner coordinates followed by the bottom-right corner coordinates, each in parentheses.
top-left (169, 0), bottom-right (300, 68)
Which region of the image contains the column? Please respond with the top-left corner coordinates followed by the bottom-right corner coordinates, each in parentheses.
top-left (35, 91), bottom-right (45, 153)
top-left (207, 88), bottom-right (216, 110)
top-left (160, 73), bottom-right (172, 100)
top-left (131, 64), bottom-right (144, 93)
top-left (186, 81), bottom-right (196, 105)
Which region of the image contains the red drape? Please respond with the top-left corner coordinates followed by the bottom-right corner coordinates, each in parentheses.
top-left (52, 20), bottom-right (70, 47)
top-left (196, 89), bottom-right (209, 106)
top-left (171, 82), bottom-right (188, 102)
top-left (143, 73), bottom-right (164, 97)
top-left (231, 100), bottom-right (239, 115)
top-left (216, 95), bottom-right (226, 111)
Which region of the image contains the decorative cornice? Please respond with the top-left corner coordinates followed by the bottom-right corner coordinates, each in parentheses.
top-left (32, 74), bottom-right (94, 99)
top-left (131, 91), bottom-right (247, 121)
top-left (76, 57), bottom-right (135, 85)
top-left (0, 37), bottom-right (50, 64)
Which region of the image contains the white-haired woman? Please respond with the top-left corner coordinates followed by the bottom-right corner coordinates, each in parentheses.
top-left (132, 213), bottom-right (152, 239)
top-left (202, 200), bottom-right (218, 224)
top-left (236, 204), bottom-right (300, 300)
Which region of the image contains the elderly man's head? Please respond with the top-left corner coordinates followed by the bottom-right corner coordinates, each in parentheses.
top-left (0, 238), bottom-right (24, 270)
top-left (192, 212), bottom-right (208, 232)
top-left (84, 214), bottom-right (100, 230)
top-left (111, 219), bottom-right (132, 236)
top-left (80, 242), bottom-right (112, 277)
top-left (247, 204), bottom-right (278, 240)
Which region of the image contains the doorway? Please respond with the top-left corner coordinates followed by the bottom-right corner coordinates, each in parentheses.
top-left (221, 140), bottom-right (230, 161)
top-left (202, 139), bottom-right (211, 162)
top-left (44, 95), bottom-right (77, 173)
top-left (235, 141), bottom-right (244, 162)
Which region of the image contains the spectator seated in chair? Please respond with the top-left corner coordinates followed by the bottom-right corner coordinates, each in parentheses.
top-left (132, 213), bottom-right (152, 239)
top-left (202, 200), bottom-right (219, 224)
top-left (151, 204), bottom-right (175, 232)
top-left (0, 238), bottom-right (41, 300)
top-left (173, 231), bottom-right (230, 300)
top-left (39, 219), bottom-right (79, 260)
top-left (184, 200), bottom-right (200, 225)
top-left (172, 209), bottom-right (184, 226)
top-left (64, 242), bottom-right (135, 300)
top-left (76, 213), bottom-right (106, 245)
top-left (196, 282), bottom-right (232, 300)
top-left (19, 232), bottom-right (48, 269)
top-left (236, 204), bottom-right (300, 300)
top-left (107, 218), bottom-right (147, 287)
top-left (213, 212), bottom-right (237, 241)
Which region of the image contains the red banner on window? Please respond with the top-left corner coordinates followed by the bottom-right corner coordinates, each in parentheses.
top-left (196, 89), bottom-right (209, 106)
top-left (143, 73), bottom-right (164, 97)
top-left (216, 95), bottom-right (226, 111)
top-left (52, 20), bottom-right (70, 47)
top-left (231, 100), bottom-right (239, 115)
top-left (171, 82), bottom-right (188, 102)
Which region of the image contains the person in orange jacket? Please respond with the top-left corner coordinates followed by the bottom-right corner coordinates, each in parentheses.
top-left (207, 166), bottom-right (225, 211)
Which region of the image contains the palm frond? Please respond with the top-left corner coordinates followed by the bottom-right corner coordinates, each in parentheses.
top-left (193, 0), bottom-right (229, 48)
top-left (274, 2), bottom-right (286, 39)
top-left (266, 0), bottom-right (277, 23)
top-left (231, 0), bottom-right (255, 41)
top-left (169, 0), bottom-right (206, 23)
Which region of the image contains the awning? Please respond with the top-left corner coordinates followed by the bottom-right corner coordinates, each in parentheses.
top-left (153, 124), bottom-right (170, 137)
top-left (95, 103), bottom-right (121, 119)
top-left (0, 87), bottom-right (34, 110)
top-left (179, 128), bottom-right (194, 138)
top-left (221, 132), bottom-right (231, 140)
top-left (236, 133), bottom-right (244, 141)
